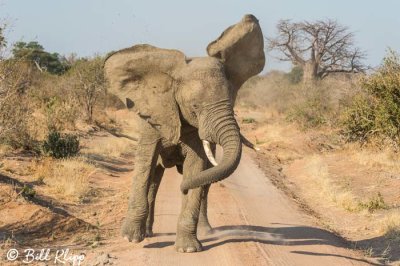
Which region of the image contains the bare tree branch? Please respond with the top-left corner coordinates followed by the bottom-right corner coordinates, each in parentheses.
top-left (268, 19), bottom-right (366, 80)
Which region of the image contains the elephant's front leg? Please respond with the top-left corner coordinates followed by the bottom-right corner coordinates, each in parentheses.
top-left (175, 150), bottom-right (207, 253)
top-left (122, 140), bottom-right (159, 243)
top-left (198, 144), bottom-right (216, 235)
top-left (198, 184), bottom-right (212, 235)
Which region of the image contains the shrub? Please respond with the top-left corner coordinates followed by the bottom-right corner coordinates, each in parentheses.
top-left (287, 97), bottom-right (328, 128)
top-left (238, 70), bottom-right (357, 129)
top-left (69, 57), bottom-right (106, 123)
top-left (286, 84), bottom-right (335, 129)
top-left (358, 192), bottom-right (387, 212)
top-left (242, 117), bottom-right (256, 124)
top-left (341, 94), bottom-right (376, 142)
top-left (286, 66), bottom-right (303, 84)
top-left (342, 49), bottom-right (400, 145)
top-left (0, 60), bottom-right (38, 150)
top-left (43, 131), bottom-right (79, 158)
top-left (44, 96), bottom-right (80, 132)
top-left (21, 185), bottom-right (36, 199)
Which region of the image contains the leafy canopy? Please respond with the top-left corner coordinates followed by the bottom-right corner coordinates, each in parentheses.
top-left (12, 41), bottom-right (69, 75)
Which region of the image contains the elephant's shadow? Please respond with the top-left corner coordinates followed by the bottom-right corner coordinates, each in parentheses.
top-left (144, 224), bottom-right (347, 249)
top-left (144, 224), bottom-right (382, 265)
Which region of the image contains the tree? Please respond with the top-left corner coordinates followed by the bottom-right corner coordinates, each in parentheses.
top-left (12, 41), bottom-right (69, 75)
top-left (0, 59), bottom-right (35, 149)
top-left (0, 26), bottom-right (5, 49)
top-left (268, 19), bottom-right (366, 81)
top-left (70, 57), bottom-right (105, 123)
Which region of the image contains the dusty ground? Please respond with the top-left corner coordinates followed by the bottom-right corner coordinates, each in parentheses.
top-left (0, 127), bottom-right (381, 265)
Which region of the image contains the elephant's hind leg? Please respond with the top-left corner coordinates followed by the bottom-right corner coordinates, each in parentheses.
top-left (146, 163), bottom-right (164, 237)
top-left (122, 139), bottom-right (160, 243)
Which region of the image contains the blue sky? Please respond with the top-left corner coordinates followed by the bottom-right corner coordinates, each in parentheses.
top-left (1, 0), bottom-right (399, 71)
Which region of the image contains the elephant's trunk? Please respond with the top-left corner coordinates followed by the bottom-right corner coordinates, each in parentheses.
top-left (180, 100), bottom-right (241, 192)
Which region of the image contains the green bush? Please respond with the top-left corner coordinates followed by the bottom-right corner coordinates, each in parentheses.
top-left (358, 192), bottom-right (387, 212)
top-left (43, 131), bottom-right (80, 158)
top-left (343, 49), bottom-right (400, 145)
top-left (242, 117), bottom-right (256, 124)
top-left (21, 185), bottom-right (36, 199)
top-left (286, 66), bottom-right (304, 84)
top-left (342, 94), bottom-right (377, 142)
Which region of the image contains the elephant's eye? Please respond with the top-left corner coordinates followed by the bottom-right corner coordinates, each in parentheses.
top-left (121, 75), bottom-right (141, 87)
top-left (126, 98), bottom-right (135, 109)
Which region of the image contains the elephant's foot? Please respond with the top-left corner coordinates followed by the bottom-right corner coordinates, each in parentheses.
top-left (121, 219), bottom-right (146, 243)
top-left (145, 227), bottom-right (154, 237)
top-left (197, 222), bottom-right (213, 236)
top-left (145, 217), bottom-right (155, 237)
top-left (175, 234), bottom-right (203, 253)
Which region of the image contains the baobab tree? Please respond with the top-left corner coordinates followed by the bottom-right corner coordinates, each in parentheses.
top-left (268, 19), bottom-right (366, 81)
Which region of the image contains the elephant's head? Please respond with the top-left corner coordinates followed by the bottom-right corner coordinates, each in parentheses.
top-left (104, 14), bottom-right (265, 192)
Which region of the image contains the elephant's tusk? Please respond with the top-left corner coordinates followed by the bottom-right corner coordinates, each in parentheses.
top-left (202, 140), bottom-right (218, 166)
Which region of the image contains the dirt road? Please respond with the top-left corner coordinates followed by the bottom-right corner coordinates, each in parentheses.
top-left (86, 151), bottom-right (375, 266)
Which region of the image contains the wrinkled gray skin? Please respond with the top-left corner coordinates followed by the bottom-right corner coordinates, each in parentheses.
top-left (104, 14), bottom-right (265, 252)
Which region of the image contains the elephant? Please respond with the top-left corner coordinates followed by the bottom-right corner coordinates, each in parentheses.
top-left (104, 14), bottom-right (265, 252)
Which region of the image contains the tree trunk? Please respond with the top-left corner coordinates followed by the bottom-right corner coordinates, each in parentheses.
top-left (303, 61), bottom-right (318, 84)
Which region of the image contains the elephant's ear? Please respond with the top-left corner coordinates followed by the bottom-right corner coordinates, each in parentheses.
top-left (104, 44), bottom-right (185, 144)
top-left (207, 14), bottom-right (265, 88)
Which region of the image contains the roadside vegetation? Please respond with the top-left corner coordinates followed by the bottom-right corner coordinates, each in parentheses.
top-left (238, 48), bottom-right (400, 262)
top-left (0, 24), bottom-right (133, 254)
top-left (0, 25), bottom-right (126, 210)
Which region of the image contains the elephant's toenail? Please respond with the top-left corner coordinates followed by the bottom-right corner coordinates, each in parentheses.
top-left (186, 247), bottom-right (196, 253)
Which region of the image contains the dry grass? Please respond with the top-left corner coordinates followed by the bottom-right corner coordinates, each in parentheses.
top-left (0, 144), bottom-right (11, 157)
top-left (33, 157), bottom-right (96, 201)
top-left (238, 72), bottom-right (361, 129)
top-left (303, 155), bottom-right (390, 213)
top-left (380, 211), bottom-right (400, 241)
top-left (0, 160), bottom-right (15, 174)
top-left (348, 145), bottom-right (400, 173)
top-left (240, 114), bottom-right (298, 146)
top-left (82, 136), bottom-right (135, 158)
top-left (0, 233), bottom-right (17, 250)
top-left (0, 184), bottom-right (20, 204)
top-left (253, 124), bottom-right (289, 146)
top-left (303, 155), bottom-right (360, 212)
